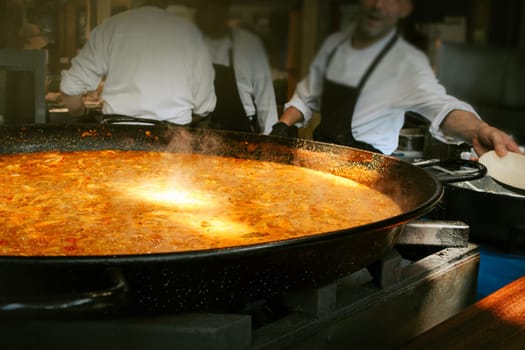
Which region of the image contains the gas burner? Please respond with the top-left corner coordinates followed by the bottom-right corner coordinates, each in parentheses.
top-left (1, 221), bottom-right (479, 350)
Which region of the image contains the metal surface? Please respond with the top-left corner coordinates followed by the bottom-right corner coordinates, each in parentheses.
top-left (255, 244), bottom-right (479, 350)
top-left (441, 182), bottom-right (525, 250)
top-left (396, 221), bottom-right (469, 247)
top-left (431, 160), bottom-right (525, 250)
top-left (398, 128), bottom-right (426, 151)
top-left (449, 176), bottom-right (525, 198)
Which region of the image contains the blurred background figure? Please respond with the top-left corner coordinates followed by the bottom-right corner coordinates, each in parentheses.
top-left (60, 0), bottom-right (215, 124)
top-left (19, 22), bottom-right (49, 50)
top-left (272, 0), bottom-right (520, 157)
top-left (193, 0), bottom-right (278, 134)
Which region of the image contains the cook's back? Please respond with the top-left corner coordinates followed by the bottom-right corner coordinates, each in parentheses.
top-left (61, 6), bottom-right (216, 124)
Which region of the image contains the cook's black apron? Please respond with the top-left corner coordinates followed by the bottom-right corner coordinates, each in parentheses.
top-left (313, 34), bottom-right (398, 153)
top-left (208, 44), bottom-right (259, 133)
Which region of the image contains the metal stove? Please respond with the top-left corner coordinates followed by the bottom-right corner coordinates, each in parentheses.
top-left (1, 221), bottom-right (479, 350)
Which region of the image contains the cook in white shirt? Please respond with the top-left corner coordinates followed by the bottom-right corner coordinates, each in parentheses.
top-left (60, 0), bottom-right (216, 125)
top-left (193, 0), bottom-right (278, 135)
top-left (287, 29), bottom-right (480, 154)
top-left (272, 0), bottom-right (521, 157)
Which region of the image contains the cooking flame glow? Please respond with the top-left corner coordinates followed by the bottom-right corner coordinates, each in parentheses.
top-left (148, 189), bottom-right (205, 206)
top-left (121, 182), bottom-right (255, 238)
top-left (126, 183), bottom-right (214, 209)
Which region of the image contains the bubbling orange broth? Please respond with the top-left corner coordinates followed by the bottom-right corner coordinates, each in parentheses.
top-left (0, 150), bottom-right (402, 256)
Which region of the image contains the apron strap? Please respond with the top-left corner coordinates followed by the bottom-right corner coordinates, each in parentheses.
top-left (357, 33), bottom-right (399, 90)
top-left (324, 32), bottom-right (399, 91)
top-left (316, 32), bottom-right (399, 152)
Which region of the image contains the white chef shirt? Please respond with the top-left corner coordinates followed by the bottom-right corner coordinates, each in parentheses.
top-left (286, 29), bottom-right (480, 155)
top-left (203, 28), bottom-right (278, 135)
top-left (60, 6), bottom-right (216, 124)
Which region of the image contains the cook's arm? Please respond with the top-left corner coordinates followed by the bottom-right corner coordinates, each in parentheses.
top-left (269, 106), bottom-right (304, 137)
top-left (270, 72), bottom-right (320, 136)
top-left (246, 34), bottom-right (278, 135)
top-left (60, 24), bottom-right (107, 118)
top-left (440, 109), bottom-right (523, 157)
top-left (61, 93), bottom-right (85, 117)
top-left (271, 32), bottom-right (346, 136)
top-left (400, 53), bottom-right (522, 157)
top-left (279, 106), bottom-right (304, 126)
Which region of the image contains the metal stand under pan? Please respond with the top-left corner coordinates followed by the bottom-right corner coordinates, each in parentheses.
top-left (1, 221), bottom-right (479, 350)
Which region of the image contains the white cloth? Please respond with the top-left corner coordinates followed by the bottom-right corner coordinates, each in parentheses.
top-left (285, 29), bottom-right (480, 155)
top-left (60, 6), bottom-right (216, 124)
top-left (203, 28), bottom-right (278, 135)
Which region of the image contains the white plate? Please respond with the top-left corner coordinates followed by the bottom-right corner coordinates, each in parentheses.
top-left (479, 150), bottom-right (525, 191)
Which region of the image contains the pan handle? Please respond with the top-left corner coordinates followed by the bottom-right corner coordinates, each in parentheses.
top-left (413, 159), bottom-right (487, 184)
top-left (0, 268), bottom-right (128, 316)
top-left (97, 114), bottom-right (169, 126)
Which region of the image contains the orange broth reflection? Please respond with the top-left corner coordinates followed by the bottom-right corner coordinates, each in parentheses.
top-left (123, 183), bottom-right (253, 238)
top-left (0, 150), bottom-right (402, 256)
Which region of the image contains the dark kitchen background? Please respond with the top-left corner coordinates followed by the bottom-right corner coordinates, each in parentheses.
top-left (1, 0), bottom-right (524, 128)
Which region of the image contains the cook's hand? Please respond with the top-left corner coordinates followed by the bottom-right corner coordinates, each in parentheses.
top-left (441, 110), bottom-right (523, 158)
top-left (270, 107), bottom-right (303, 138)
top-left (472, 123), bottom-right (523, 157)
top-left (60, 92), bottom-right (85, 117)
top-left (269, 122), bottom-right (291, 138)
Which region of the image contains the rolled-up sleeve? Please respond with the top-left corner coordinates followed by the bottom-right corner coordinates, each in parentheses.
top-left (247, 36), bottom-right (278, 135)
top-left (60, 25), bottom-right (109, 96)
top-left (229, 30), bottom-right (277, 135)
top-left (284, 32), bottom-right (348, 127)
top-left (191, 33), bottom-right (216, 117)
top-left (399, 52), bottom-right (481, 144)
top-left (284, 87), bottom-right (315, 127)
